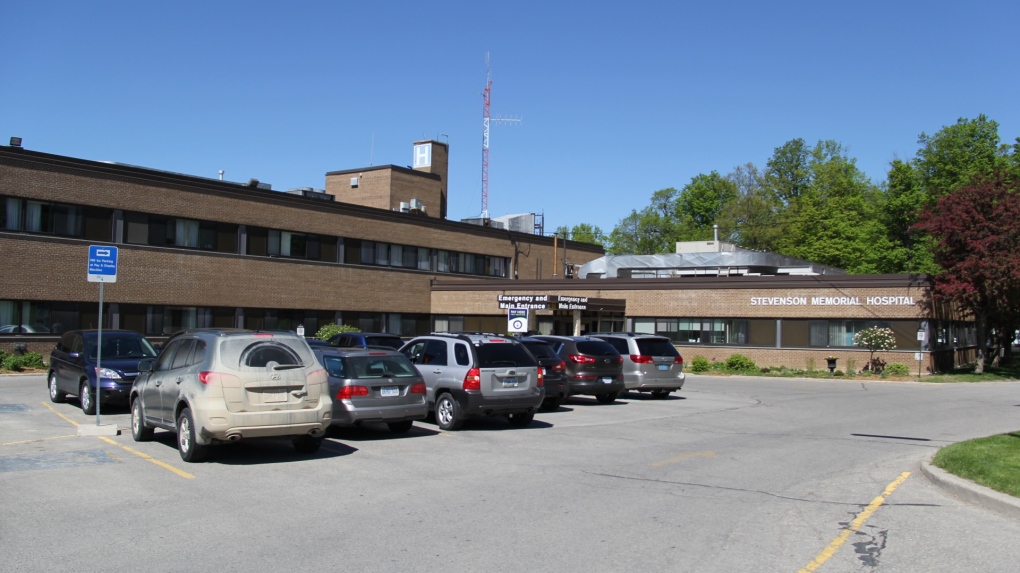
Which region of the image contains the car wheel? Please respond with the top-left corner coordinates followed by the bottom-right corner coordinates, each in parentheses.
top-left (293, 435), bottom-right (323, 454)
top-left (79, 381), bottom-right (96, 415)
top-left (131, 397), bottom-right (154, 442)
top-left (595, 392), bottom-right (619, 404)
top-left (507, 412), bottom-right (534, 428)
top-left (540, 398), bottom-right (561, 411)
top-left (387, 420), bottom-right (414, 433)
top-left (176, 408), bottom-right (207, 463)
top-left (651, 389), bottom-right (671, 399)
top-left (435, 393), bottom-right (465, 431)
top-left (48, 372), bottom-right (66, 403)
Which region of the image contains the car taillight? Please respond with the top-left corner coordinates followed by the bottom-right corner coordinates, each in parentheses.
top-left (537, 367), bottom-right (544, 387)
top-left (568, 354), bottom-right (595, 364)
top-left (337, 385), bottom-right (370, 400)
top-left (409, 382), bottom-right (426, 394)
top-left (616, 356), bottom-right (624, 365)
top-left (674, 356), bottom-right (684, 365)
top-left (552, 361), bottom-right (565, 371)
top-left (463, 368), bottom-right (481, 390)
top-left (198, 371), bottom-right (239, 386)
top-left (630, 354), bottom-right (655, 364)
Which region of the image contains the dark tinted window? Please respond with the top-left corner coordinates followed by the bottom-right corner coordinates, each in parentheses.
top-left (636, 338), bottom-right (679, 356)
top-left (321, 355), bottom-right (346, 378)
top-left (242, 342), bottom-right (301, 367)
top-left (421, 340), bottom-right (448, 366)
top-left (190, 340), bottom-right (207, 366)
top-left (365, 336), bottom-right (404, 350)
top-left (171, 339), bottom-right (196, 369)
top-left (454, 343), bottom-right (470, 366)
top-left (476, 342), bottom-right (537, 368)
top-left (347, 355), bottom-right (418, 378)
top-left (86, 334), bottom-right (158, 360)
top-left (155, 340), bottom-right (180, 371)
top-left (576, 341), bottom-right (619, 357)
top-left (522, 341), bottom-right (557, 361)
top-left (599, 337), bottom-right (629, 354)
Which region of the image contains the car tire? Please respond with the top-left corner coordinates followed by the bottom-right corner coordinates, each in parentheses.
top-left (540, 398), bottom-right (561, 411)
top-left (651, 389), bottom-right (671, 399)
top-left (387, 420), bottom-right (414, 433)
top-left (293, 435), bottom-right (323, 454)
top-left (131, 397), bottom-right (154, 442)
top-left (176, 408), bottom-right (207, 463)
top-left (48, 372), bottom-right (66, 403)
top-left (595, 392), bottom-right (619, 404)
top-left (79, 380), bottom-right (96, 415)
top-left (507, 412), bottom-right (534, 428)
top-left (435, 393), bottom-right (465, 431)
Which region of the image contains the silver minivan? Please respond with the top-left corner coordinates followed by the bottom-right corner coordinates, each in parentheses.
top-left (590, 333), bottom-right (685, 398)
top-left (400, 333), bottom-right (544, 430)
top-left (129, 329), bottom-right (332, 462)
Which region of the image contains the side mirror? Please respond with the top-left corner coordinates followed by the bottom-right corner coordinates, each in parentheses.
top-left (68, 352), bottom-right (81, 359)
top-left (137, 358), bottom-right (155, 373)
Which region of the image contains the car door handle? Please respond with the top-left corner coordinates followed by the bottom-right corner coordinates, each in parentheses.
top-left (155, 380), bottom-right (162, 387)
top-left (175, 377), bottom-right (183, 384)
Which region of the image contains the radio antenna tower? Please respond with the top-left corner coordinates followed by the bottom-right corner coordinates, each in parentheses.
top-left (481, 53), bottom-right (521, 219)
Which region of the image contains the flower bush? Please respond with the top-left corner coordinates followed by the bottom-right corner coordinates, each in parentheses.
top-left (314, 323), bottom-right (361, 341)
top-left (853, 326), bottom-right (896, 373)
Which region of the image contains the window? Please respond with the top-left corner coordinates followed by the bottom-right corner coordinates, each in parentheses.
top-left (171, 339), bottom-right (196, 369)
top-left (127, 212), bottom-right (235, 252)
top-left (1, 197), bottom-right (110, 240)
top-left (241, 342), bottom-right (301, 368)
top-left (454, 343), bottom-right (470, 366)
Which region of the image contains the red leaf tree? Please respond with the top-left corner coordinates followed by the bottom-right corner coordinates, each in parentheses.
top-left (913, 171), bottom-right (1020, 373)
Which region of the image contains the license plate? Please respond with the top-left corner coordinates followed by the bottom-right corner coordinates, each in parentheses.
top-left (381, 386), bottom-right (399, 397)
top-left (602, 377), bottom-right (614, 384)
top-left (657, 364), bottom-right (669, 371)
top-left (502, 377), bottom-right (518, 388)
top-left (263, 391), bottom-right (287, 403)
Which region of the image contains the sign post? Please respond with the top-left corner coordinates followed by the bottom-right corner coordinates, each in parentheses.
top-left (87, 246), bottom-right (118, 427)
top-left (916, 327), bottom-right (926, 379)
top-left (507, 307), bottom-right (529, 334)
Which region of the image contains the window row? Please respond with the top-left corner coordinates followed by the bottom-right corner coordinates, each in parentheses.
top-left (2, 196), bottom-right (509, 278)
top-left (0, 300), bottom-right (430, 339)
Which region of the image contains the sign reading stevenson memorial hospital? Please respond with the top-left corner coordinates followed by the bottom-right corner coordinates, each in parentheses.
top-left (749, 295), bottom-right (916, 306)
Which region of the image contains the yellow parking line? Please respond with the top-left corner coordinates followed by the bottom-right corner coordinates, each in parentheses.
top-left (97, 436), bottom-right (195, 479)
top-left (1, 434), bottom-right (78, 447)
top-left (797, 472), bottom-right (911, 573)
top-left (649, 451), bottom-right (716, 467)
top-left (41, 402), bottom-right (80, 427)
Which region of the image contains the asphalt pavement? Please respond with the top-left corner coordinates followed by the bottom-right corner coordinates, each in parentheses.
top-left (2, 372), bottom-right (1019, 573)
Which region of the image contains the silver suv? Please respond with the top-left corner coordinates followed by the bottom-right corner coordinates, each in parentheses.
top-left (399, 333), bottom-right (544, 430)
top-left (129, 329), bottom-right (332, 462)
top-left (590, 333), bottom-right (685, 398)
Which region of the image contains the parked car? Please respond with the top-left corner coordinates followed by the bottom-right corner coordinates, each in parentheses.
top-left (531, 335), bottom-right (625, 403)
top-left (590, 333), bottom-right (685, 398)
top-left (48, 330), bottom-right (158, 415)
top-left (328, 332), bottom-right (405, 350)
top-left (519, 337), bottom-right (569, 411)
top-left (129, 329), bottom-right (331, 462)
top-left (399, 333), bottom-right (544, 430)
top-left (313, 347), bottom-right (428, 433)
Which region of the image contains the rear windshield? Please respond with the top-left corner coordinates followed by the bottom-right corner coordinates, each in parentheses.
top-left (636, 338), bottom-right (679, 357)
top-left (85, 335), bottom-right (158, 360)
top-left (476, 342), bottom-right (537, 368)
top-left (219, 335), bottom-right (313, 370)
top-left (365, 336), bottom-right (404, 350)
top-left (522, 342), bottom-right (558, 361)
top-left (346, 355), bottom-right (418, 378)
top-left (576, 341), bottom-right (619, 357)
top-left (599, 337), bottom-right (629, 354)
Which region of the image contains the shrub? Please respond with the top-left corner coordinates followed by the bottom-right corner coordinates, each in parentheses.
top-left (689, 356), bottom-right (711, 373)
top-left (886, 362), bottom-right (910, 376)
top-left (725, 354), bottom-right (757, 372)
top-left (834, 370), bottom-right (845, 377)
top-left (3, 353), bottom-right (45, 372)
top-left (314, 323), bottom-right (361, 341)
top-left (854, 326), bottom-right (896, 371)
top-left (0, 349), bottom-right (7, 367)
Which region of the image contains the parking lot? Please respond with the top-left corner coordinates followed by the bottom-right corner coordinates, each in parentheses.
top-left (4, 372), bottom-right (1020, 572)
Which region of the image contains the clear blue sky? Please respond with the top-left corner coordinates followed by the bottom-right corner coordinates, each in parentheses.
top-left (3, 1), bottom-right (1018, 236)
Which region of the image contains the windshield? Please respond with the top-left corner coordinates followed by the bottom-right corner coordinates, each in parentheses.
top-left (85, 335), bottom-right (158, 360)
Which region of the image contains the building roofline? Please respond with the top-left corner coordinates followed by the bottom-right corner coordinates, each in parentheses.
top-left (431, 274), bottom-right (932, 291)
top-left (325, 164), bottom-right (441, 180)
top-left (0, 146), bottom-right (601, 253)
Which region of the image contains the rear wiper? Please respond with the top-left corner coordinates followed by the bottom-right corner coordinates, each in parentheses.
top-left (273, 364), bottom-right (303, 371)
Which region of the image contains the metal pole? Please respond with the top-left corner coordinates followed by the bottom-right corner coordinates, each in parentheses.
top-left (95, 282), bottom-right (103, 426)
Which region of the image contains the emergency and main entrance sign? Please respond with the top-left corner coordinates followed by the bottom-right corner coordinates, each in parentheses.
top-left (507, 307), bottom-right (528, 333)
top-left (87, 245), bottom-right (118, 283)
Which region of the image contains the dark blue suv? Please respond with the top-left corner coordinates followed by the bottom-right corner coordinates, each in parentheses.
top-left (328, 332), bottom-right (405, 350)
top-left (47, 330), bottom-right (158, 415)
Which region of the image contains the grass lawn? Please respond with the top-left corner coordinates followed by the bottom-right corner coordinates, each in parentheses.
top-left (932, 432), bottom-right (1020, 498)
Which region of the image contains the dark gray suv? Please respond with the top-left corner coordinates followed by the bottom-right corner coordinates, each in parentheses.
top-left (532, 335), bottom-right (625, 403)
top-left (400, 333), bottom-right (544, 430)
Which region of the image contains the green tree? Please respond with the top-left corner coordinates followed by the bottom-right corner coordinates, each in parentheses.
top-left (675, 172), bottom-right (737, 241)
top-left (568, 223), bottom-right (606, 246)
top-left (765, 138), bottom-right (811, 204)
top-left (915, 115), bottom-right (1011, 200)
top-left (716, 163), bottom-right (783, 252)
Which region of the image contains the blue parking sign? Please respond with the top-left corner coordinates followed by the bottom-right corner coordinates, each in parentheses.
top-left (87, 245), bottom-right (118, 283)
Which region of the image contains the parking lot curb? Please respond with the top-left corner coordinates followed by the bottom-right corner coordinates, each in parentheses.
top-left (920, 453), bottom-right (1020, 521)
